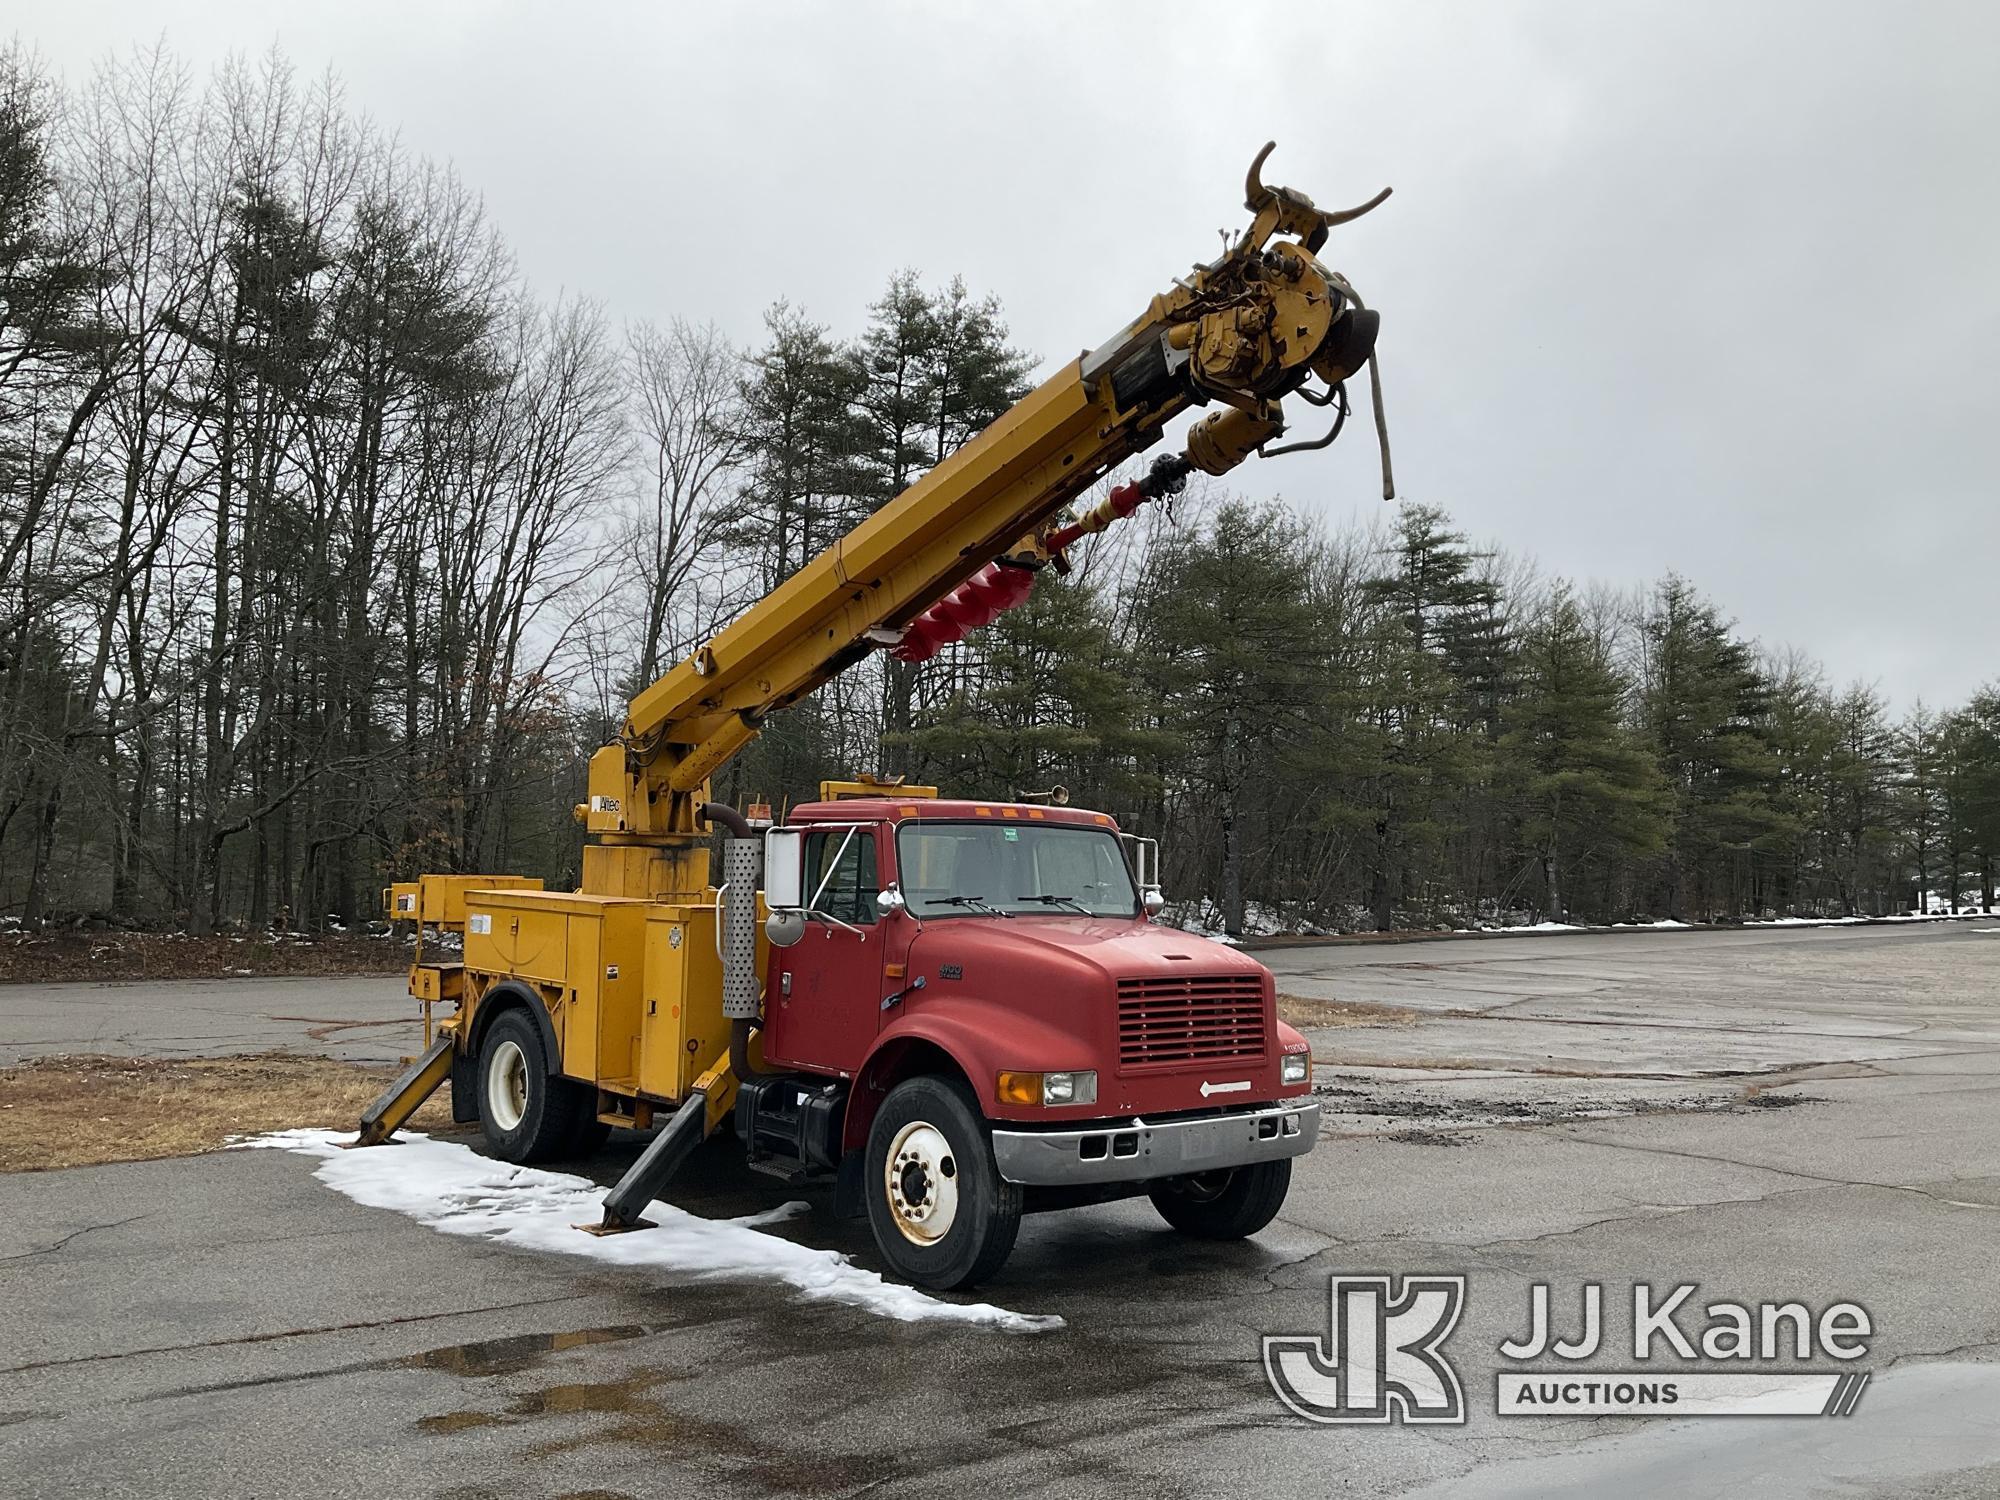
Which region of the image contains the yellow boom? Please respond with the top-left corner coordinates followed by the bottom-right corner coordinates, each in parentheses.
top-left (581, 143), bottom-right (1393, 905)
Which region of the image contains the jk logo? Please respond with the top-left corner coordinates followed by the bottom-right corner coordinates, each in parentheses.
top-left (1264, 1275), bottom-right (1467, 1424)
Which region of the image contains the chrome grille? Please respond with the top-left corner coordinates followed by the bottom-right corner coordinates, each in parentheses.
top-left (1117, 973), bottom-right (1267, 1069)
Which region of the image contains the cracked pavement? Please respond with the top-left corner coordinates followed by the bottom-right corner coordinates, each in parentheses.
top-left (1, 922), bottom-right (1996, 1496)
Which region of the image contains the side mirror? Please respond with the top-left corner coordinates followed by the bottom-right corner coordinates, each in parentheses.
top-left (1143, 889), bottom-right (1167, 917)
top-left (765, 909), bottom-right (808, 948)
top-left (763, 828), bottom-right (805, 910)
top-left (876, 886), bottom-right (907, 916)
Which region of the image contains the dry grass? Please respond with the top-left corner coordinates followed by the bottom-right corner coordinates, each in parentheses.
top-left (0, 1053), bottom-right (461, 1172)
top-left (1277, 992), bottom-right (1419, 1029)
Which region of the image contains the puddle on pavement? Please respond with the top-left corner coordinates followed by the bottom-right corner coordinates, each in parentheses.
top-left (408, 1329), bottom-right (898, 1495)
top-left (507, 1370), bottom-right (685, 1423)
top-left (417, 1410), bottom-right (506, 1435)
top-left (399, 1323), bottom-right (656, 1377)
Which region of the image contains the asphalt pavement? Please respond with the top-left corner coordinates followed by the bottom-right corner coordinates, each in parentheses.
top-left (2, 922), bottom-right (1996, 1497)
top-left (0, 972), bottom-right (419, 1065)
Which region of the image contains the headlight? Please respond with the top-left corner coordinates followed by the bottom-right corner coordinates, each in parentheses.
top-left (1281, 1051), bottom-right (1310, 1085)
top-left (997, 1070), bottom-right (1097, 1106)
top-left (1042, 1070), bottom-right (1097, 1106)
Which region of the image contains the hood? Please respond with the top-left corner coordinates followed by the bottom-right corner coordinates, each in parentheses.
top-left (906, 913), bottom-right (1268, 986)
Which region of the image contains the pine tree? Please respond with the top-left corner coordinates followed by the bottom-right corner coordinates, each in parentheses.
top-left (1821, 685), bottom-right (1897, 915)
top-left (1136, 502), bottom-right (1326, 936)
top-left (1346, 504), bottom-right (1499, 929)
top-left (853, 270), bottom-right (936, 504)
top-left (1895, 704), bottom-right (1945, 911)
top-left (731, 301), bottom-right (870, 589)
top-left (923, 276), bottom-right (1032, 465)
top-left (1639, 577), bottom-right (1788, 919)
top-left (1761, 659), bottom-right (1837, 915)
top-left (855, 273), bottom-right (1030, 776)
top-left (1497, 586), bottom-right (1664, 921)
top-left (1939, 690), bottom-right (2000, 910)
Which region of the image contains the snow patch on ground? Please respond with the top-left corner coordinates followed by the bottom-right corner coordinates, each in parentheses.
top-left (1166, 901), bottom-right (1996, 942)
top-left (236, 1129), bottom-right (1061, 1334)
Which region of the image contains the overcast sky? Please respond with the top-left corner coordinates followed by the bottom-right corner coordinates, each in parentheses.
top-left (14, 1), bottom-right (1998, 708)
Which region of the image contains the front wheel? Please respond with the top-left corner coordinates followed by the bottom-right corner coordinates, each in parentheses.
top-left (865, 1076), bottom-right (1022, 1291)
top-left (1148, 1160), bottom-right (1292, 1240)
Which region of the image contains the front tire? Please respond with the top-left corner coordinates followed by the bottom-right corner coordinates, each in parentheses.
top-left (1148, 1160), bottom-right (1292, 1240)
top-left (865, 1075), bottom-right (1022, 1291)
top-left (476, 1008), bottom-right (589, 1163)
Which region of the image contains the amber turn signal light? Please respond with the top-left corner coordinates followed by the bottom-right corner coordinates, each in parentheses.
top-left (995, 1071), bottom-right (1042, 1106)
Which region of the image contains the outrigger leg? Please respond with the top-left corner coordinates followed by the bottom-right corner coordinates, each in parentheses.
top-left (350, 1034), bottom-right (455, 1148)
top-left (583, 1057), bottom-right (738, 1234)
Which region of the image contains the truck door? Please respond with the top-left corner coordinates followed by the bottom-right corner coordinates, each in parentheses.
top-left (762, 825), bottom-right (888, 1076)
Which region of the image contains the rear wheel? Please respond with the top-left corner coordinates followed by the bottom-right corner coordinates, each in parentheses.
top-left (476, 1008), bottom-right (589, 1163)
top-left (1148, 1160), bottom-right (1292, 1240)
top-left (865, 1075), bottom-right (1022, 1290)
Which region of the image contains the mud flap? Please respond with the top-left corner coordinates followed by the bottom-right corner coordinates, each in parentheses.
top-left (833, 1152), bottom-right (867, 1219)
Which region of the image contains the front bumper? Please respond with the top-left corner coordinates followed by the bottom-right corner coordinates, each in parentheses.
top-left (990, 1101), bottom-right (1320, 1186)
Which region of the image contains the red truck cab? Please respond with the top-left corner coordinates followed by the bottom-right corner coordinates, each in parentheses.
top-left (740, 796), bottom-right (1319, 1289)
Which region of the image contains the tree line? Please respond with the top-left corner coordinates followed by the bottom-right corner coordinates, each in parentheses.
top-left (4, 44), bottom-right (1996, 937)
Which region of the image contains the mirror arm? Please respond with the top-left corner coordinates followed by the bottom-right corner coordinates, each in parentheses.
top-left (806, 826), bottom-right (858, 912)
top-left (807, 907), bottom-right (865, 938)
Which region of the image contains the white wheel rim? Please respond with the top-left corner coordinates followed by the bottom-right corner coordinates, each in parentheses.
top-left (884, 1120), bottom-right (959, 1245)
top-left (486, 1039), bottom-right (529, 1131)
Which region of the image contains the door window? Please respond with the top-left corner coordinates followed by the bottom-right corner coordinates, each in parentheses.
top-left (804, 830), bottom-right (879, 926)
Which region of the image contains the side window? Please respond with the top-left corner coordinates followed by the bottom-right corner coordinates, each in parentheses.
top-left (805, 830), bottom-right (878, 926)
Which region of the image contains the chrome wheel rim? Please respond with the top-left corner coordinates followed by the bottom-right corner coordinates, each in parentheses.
top-left (884, 1120), bottom-right (959, 1245)
top-left (486, 1038), bottom-right (529, 1131)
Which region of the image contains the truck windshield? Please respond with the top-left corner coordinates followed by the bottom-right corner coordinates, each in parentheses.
top-left (896, 821), bottom-right (1140, 918)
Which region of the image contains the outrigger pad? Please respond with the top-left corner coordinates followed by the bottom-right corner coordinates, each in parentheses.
top-left (582, 1089), bottom-right (710, 1234)
top-left (577, 1217), bottom-right (657, 1237)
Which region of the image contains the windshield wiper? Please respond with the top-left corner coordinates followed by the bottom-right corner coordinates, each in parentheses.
top-left (922, 894), bottom-right (1013, 918)
top-left (1015, 893), bottom-right (1093, 915)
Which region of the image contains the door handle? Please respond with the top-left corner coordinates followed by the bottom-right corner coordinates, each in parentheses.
top-left (881, 975), bottom-right (927, 1012)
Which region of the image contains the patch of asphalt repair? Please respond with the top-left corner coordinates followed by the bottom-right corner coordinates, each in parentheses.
top-left (1315, 1071), bottom-right (1824, 1145)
